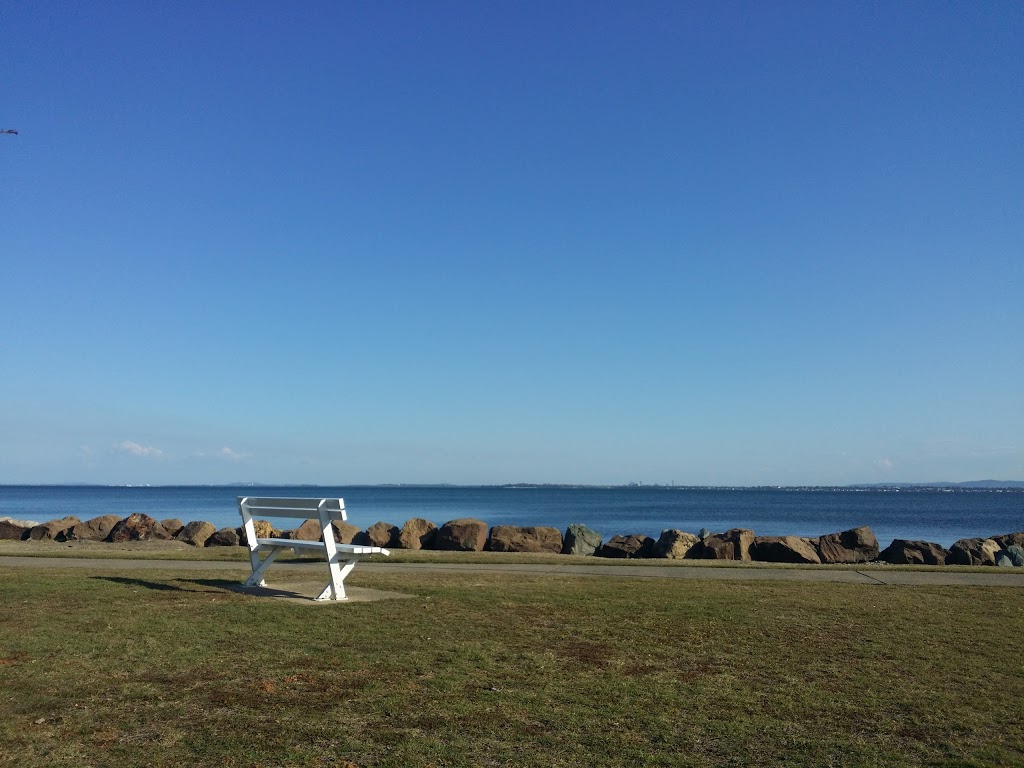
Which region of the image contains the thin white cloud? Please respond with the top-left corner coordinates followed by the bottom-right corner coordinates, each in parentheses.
top-left (874, 458), bottom-right (894, 472)
top-left (116, 440), bottom-right (165, 458)
top-left (194, 446), bottom-right (248, 460)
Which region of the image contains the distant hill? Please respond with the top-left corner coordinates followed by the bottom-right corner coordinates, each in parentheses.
top-left (949, 480), bottom-right (1024, 489)
top-left (852, 480), bottom-right (1024, 489)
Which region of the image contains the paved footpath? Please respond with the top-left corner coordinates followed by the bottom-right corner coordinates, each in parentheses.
top-left (2, 555), bottom-right (1023, 587)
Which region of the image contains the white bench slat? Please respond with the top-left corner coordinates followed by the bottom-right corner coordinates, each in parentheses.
top-left (255, 537), bottom-right (389, 556)
top-left (241, 496), bottom-right (345, 509)
top-left (338, 543), bottom-right (390, 556)
top-left (243, 509), bottom-right (346, 520)
top-left (239, 496), bottom-right (347, 520)
top-left (257, 538), bottom-right (325, 550)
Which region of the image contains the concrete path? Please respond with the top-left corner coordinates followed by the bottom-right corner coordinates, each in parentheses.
top-left (2, 555), bottom-right (1023, 587)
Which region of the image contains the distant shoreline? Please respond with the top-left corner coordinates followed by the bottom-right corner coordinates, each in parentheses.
top-left (2, 481), bottom-right (1023, 491)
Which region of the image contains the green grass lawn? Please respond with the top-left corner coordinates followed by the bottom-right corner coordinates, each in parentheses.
top-left (1, 565), bottom-right (1022, 767)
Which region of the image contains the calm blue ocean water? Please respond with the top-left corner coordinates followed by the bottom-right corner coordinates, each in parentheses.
top-left (1, 485), bottom-right (1021, 548)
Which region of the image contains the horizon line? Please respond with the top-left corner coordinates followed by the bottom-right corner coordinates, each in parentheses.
top-left (2, 480), bottom-right (1022, 489)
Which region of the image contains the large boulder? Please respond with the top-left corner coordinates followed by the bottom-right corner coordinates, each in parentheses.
top-left (996, 545), bottom-right (1024, 567)
top-left (692, 528), bottom-right (754, 561)
top-left (435, 519), bottom-right (488, 551)
top-left (751, 536), bottom-right (822, 564)
top-left (362, 522), bottom-right (400, 548)
top-left (815, 526), bottom-right (879, 564)
top-left (240, 519), bottom-right (279, 545)
top-left (562, 523), bottom-right (602, 556)
top-left (290, 519), bottom-right (358, 543)
top-left (253, 519), bottom-right (276, 538)
top-left (160, 518), bottom-right (185, 537)
top-left (653, 530), bottom-right (699, 559)
top-left (488, 525), bottom-right (563, 554)
top-left (175, 520), bottom-right (217, 547)
top-left (598, 534), bottom-right (655, 559)
top-left (0, 518), bottom-right (32, 540)
top-left (398, 518), bottom-right (438, 550)
top-left (947, 537), bottom-right (1001, 566)
top-left (292, 519), bottom-right (323, 541)
top-left (331, 520), bottom-right (360, 544)
top-left (992, 532), bottom-right (1024, 550)
top-left (108, 513), bottom-right (171, 542)
top-left (28, 516), bottom-right (81, 542)
top-left (878, 539), bottom-right (949, 565)
top-left (66, 514), bottom-right (122, 542)
top-left (205, 527), bottom-right (242, 547)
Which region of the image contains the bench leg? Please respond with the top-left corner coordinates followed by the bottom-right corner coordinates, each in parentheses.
top-left (244, 547), bottom-right (284, 588)
top-left (315, 558), bottom-right (357, 601)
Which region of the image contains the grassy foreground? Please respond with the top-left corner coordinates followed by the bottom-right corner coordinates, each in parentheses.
top-left (1, 566), bottom-right (1022, 767)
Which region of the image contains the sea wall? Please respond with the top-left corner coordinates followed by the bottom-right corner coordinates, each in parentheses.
top-left (2, 513), bottom-right (1023, 567)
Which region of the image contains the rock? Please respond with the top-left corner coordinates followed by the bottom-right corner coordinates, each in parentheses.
top-left (947, 537), bottom-right (1001, 566)
top-left (108, 513), bottom-right (172, 542)
top-left (598, 534), bottom-right (655, 559)
top-left (66, 514), bottom-right (122, 542)
top-left (692, 528), bottom-right (754, 561)
top-left (815, 526), bottom-right (879, 564)
top-left (653, 530), bottom-right (699, 559)
top-left (292, 519), bottom-right (323, 541)
top-left (240, 519), bottom-right (278, 545)
top-left (991, 532), bottom-right (1024, 550)
top-left (331, 520), bottom-right (360, 544)
top-left (877, 539), bottom-right (949, 565)
top-left (363, 522), bottom-right (400, 548)
top-left (751, 536), bottom-right (821, 564)
top-left (0, 519), bottom-right (31, 540)
top-left (205, 527), bottom-right (242, 547)
top-left (998, 545), bottom-right (1024, 567)
top-left (28, 516), bottom-right (81, 542)
top-left (159, 518), bottom-right (185, 537)
top-left (175, 520), bottom-right (217, 547)
top-left (398, 518), bottom-right (438, 550)
top-left (287, 518), bottom-right (355, 543)
top-left (488, 525), bottom-right (563, 554)
top-left (562, 523), bottom-right (603, 556)
top-left (253, 519), bottom-right (276, 538)
top-left (435, 518), bottom-right (488, 551)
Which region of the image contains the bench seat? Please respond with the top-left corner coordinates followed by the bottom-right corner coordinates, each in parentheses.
top-left (255, 537), bottom-right (390, 557)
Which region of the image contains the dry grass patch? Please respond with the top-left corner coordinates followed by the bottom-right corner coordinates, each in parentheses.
top-left (0, 566), bottom-right (1021, 767)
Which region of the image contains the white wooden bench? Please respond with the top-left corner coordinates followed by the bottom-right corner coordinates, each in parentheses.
top-left (237, 496), bottom-right (390, 601)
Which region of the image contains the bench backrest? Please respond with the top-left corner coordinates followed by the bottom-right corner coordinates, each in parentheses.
top-left (237, 496), bottom-right (348, 521)
top-left (237, 496), bottom-right (348, 554)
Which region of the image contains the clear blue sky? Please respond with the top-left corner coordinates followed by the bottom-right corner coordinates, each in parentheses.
top-left (2, 1), bottom-right (1021, 486)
